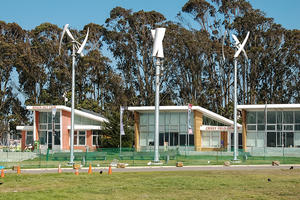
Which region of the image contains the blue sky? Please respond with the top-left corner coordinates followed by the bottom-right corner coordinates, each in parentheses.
top-left (0, 0), bottom-right (299, 30)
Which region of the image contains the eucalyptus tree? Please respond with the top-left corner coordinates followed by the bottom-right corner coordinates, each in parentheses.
top-left (104, 7), bottom-right (173, 106)
top-left (0, 21), bottom-right (27, 135)
top-left (16, 23), bottom-right (62, 105)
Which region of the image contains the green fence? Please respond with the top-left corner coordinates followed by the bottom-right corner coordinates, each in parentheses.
top-left (1, 148), bottom-right (300, 169)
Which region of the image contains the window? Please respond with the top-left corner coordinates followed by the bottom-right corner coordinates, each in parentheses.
top-left (202, 131), bottom-right (220, 148)
top-left (247, 132), bottom-right (256, 147)
top-left (257, 132), bottom-right (265, 147)
top-left (74, 131), bottom-right (86, 146)
top-left (180, 134), bottom-right (186, 146)
top-left (283, 111), bottom-right (293, 123)
top-left (39, 131), bottom-right (47, 145)
top-left (267, 111), bottom-right (276, 123)
top-left (93, 131), bottom-right (101, 146)
top-left (295, 112), bottom-right (300, 123)
top-left (257, 112), bottom-right (265, 124)
top-left (247, 112), bottom-right (256, 124)
top-left (54, 131), bottom-right (60, 145)
top-left (267, 132), bottom-right (276, 147)
top-left (26, 131), bottom-right (33, 146)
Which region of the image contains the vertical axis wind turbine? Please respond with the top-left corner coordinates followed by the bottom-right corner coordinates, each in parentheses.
top-left (232, 31), bottom-right (249, 161)
top-left (59, 24), bottom-right (89, 164)
top-left (151, 27), bottom-right (165, 163)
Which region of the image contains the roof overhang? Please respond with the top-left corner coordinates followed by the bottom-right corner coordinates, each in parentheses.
top-left (16, 126), bottom-right (34, 131)
top-left (26, 105), bottom-right (108, 123)
top-left (128, 106), bottom-right (241, 127)
top-left (238, 104), bottom-right (300, 111)
top-left (67, 125), bottom-right (103, 130)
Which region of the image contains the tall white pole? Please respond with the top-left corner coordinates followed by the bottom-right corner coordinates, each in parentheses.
top-left (154, 58), bottom-right (161, 162)
top-left (233, 58), bottom-right (238, 161)
top-left (69, 42), bottom-right (75, 164)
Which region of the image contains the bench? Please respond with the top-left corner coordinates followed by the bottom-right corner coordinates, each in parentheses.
top-left (85, 152), bottom-right (107, 161)
top-left (119, 152), bottom-right (134, 160)
top-left (51, 153), bottom-right (70, 161)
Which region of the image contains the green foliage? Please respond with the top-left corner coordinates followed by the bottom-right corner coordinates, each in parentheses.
top-left (101, 109), bottom-right (134, 148)
top-left (0, 0), bottom-right (299, 137)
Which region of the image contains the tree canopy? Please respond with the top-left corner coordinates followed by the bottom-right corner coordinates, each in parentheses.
top-left (0, 0), bottom-right (299, 147)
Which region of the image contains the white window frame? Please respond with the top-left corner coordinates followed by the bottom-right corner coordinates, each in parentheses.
top-left (202, 131), bottom-right (220, 148)
top-left (74, 130), bottom-right (86, 146)
top-left (92, 131), bottom-right (101, 146)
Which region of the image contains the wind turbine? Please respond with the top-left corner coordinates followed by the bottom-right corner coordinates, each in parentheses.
top-left (222, 31), bottom-right (250, 161)
top-left (151, 27), bottom-right (165, 163)
top-left (59, 24), bottom-right (89, 164)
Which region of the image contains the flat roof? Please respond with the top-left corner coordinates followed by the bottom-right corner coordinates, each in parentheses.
top-left (237, 104), bottom-right (300, 111)
top-left (26, 105), bottom-right (108, 123)
top-left (128, 106), bottom-right (241, 127)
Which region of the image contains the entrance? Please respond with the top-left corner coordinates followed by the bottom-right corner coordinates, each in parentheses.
top-left (231, 132), bottom-right (243, 150)
top-left (39, 130), bottom-right (60, 150)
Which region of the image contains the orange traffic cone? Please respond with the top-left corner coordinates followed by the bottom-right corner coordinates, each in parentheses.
top-left (1, 169), bottom-right (4, 178)
top-left (88, 164), bottom-right (92, 174)
top-left (58, 164), bottom-right (62, 173)
top-left (75, 168), bottom-right (79, 176)
top-left (17, 166), bottom-right (21, 174)
top-left (108, 165), bottom-right (112, 175)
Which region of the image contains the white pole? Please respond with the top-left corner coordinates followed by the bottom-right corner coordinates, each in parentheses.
top-left (154, 58), bottom-right (161, 162)
top-left (69, 42), bottom-right (75, 164)
top-left (120, 106), bottom-right (122, 156)
top-left (233, 58), bottom-right (238, 161)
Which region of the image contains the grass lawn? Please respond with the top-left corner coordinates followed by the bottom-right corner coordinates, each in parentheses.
top-left (1, 169), bottom-right (300, 200)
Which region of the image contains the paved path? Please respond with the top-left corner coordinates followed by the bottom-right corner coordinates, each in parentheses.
top-left (4, 164), bottom-right (300, 174)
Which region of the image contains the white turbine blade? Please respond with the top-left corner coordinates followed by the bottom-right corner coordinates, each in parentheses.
top-left (234, 31), bottom-right (250, 58)
top-left (59, 24), bottom-right (69, 55)
top-left (66, 28), bottom-right (76, 41)
top-left (232, 34), bottom-right (240, 46)
top-left (222, 30), bottom-right (227, 62)
top-left (151, 29), bottom-right (156, 39)
top-left (242, 49), bottom-right (248, 61)
top-left (77, 28), bottom-right (89, 55)
top-left (152, 27), bottom-right (165, 58)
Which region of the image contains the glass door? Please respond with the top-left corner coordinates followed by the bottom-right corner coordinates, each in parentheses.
top-left (47, 131), bottom-right (52, 149)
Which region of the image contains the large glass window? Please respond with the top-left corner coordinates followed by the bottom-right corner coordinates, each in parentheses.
top-left (139, 112), bottom-right (194, 147)
top-left (38, 111), bottom-right (60, 147)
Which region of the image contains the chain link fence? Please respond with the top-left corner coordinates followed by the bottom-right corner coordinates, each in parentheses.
top-left (1, 147), bottom-right (300, 169)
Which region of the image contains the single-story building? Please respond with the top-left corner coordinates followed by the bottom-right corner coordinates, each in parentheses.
top-left (16, 105), bottom-right (108, 152)
top-left (238, 104), bottom-right (300, 156)
top-left (128, 106), bottom-right (242, 152)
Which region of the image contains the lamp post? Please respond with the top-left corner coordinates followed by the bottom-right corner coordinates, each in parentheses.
top-left (59, 24), bottom-right (89, 164)
top-left (151, 28), bottom-right (165, 163)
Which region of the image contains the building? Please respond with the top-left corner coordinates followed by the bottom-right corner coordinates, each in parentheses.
top-left (16, 105), bottom-right (108, 152)
top-left (238, 104), bottom-right (300, 156)
top-left (128, 106), bottom-right (242, 152)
